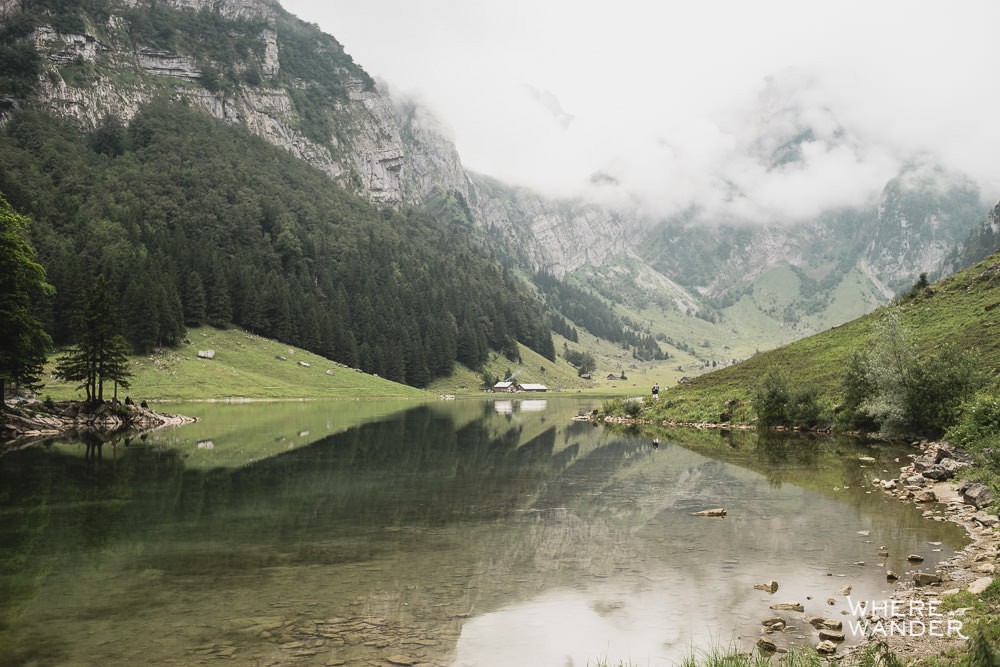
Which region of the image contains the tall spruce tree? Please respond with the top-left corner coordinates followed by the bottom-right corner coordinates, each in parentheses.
top-left (55, 274), bottom-right (132, 403)
top-left (0, 195), bottom-right (53, 399)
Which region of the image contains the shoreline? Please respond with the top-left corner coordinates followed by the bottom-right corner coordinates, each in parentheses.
top-left (1, 398), bottom-right (196, 451)
top-left (846, 440), bottom-right (998, 663)
top-left (603, 415), bottom-right (998, 661)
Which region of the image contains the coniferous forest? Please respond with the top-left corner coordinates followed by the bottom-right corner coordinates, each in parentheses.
top-left (0, 105), bottom-right (556, 388)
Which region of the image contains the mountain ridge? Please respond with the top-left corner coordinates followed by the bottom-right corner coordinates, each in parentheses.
top-left (2, 0), bottom-right (996, 379)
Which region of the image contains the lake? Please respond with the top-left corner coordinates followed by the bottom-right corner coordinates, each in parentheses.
top-left (0, 397), bottom-right (968, 666)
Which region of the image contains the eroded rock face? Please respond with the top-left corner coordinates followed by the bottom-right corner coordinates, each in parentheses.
top-left (7, 0), bottom-right (408, 206)
top-left (5, 0), bottom-right (647, 277)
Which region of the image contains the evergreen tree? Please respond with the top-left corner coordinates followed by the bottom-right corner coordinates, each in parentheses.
top-left (0, 195), bottom-right (53, 399)
top-left (205, 260), bottom-right (232, 328)
top-left (183, 270), bottom-right (206, 326)
top-left (55, 274), bottom-right (133, 403)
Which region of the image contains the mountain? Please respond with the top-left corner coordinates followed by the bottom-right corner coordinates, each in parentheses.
top-left (624, 243), bottom-right (1000, 426)
top-left (0, 0), bottom-right (559, 389)
top-left (1, 0), bottom-right (993, 386)
top-left (938, 202), bottom-right (1000, 278)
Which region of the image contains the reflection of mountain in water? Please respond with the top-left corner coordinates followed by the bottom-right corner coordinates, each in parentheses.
top-left (0, 400), bottom-right (969, 666)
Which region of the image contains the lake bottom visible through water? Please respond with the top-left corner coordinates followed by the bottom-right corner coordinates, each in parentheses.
top-left (0, 398), bottom-right (969, 666)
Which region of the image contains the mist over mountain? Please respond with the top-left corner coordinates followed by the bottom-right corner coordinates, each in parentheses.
top-left (1, 0), bottom-right (996, 382)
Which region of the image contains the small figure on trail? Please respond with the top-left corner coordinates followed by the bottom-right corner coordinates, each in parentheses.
top-left (651, 383), bottom-right (659, 400)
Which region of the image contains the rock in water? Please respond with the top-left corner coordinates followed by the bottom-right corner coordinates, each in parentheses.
top-left (692, 508), bottom-right (727, 517)
top-left (754, 580), bottom-right (779, 593)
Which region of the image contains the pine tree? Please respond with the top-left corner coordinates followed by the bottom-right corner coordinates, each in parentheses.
top-left (55, 274), bottom-right (133, 403)
top-left (0, 196), bottom-right (54, 399)
top-left (205, 260), bottom-right (232, 328)
top-left (183, 270), bottom-right (206, 326)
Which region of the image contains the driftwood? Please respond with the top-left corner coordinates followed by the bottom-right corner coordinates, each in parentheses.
top-left (691, 508), bottom-right (727, 517)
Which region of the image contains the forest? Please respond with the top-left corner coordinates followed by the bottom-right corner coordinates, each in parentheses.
top-left (0, 105), bottom-right (556, 388)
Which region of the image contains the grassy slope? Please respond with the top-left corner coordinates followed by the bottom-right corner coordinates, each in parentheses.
top-left (40, 251), bottom-right (997, 406)
top-left (641, 252), bottom-right (1000, 423)
top-left (41, 327), bottom-right (430, 402)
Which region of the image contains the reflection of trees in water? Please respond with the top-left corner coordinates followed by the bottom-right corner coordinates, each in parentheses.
top-left (0, 405), bottom-right (970, 665)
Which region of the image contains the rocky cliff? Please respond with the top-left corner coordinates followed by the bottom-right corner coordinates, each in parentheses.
top-left (1, 0), bottom-right (409, 203)
top-left (3, 0), bottom-right (992, 347)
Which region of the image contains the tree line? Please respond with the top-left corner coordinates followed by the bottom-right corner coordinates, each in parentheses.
top-left (533, 271), bottom-right (667, 361)
top-left (0, 105), bottom-right (555, 391)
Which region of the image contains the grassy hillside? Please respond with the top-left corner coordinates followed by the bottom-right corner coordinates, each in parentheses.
top-left (35, 249), bottom-right (998, 407)
top-left (425, 329), bottom-right (689, 397)
top-left (632, 251), bottom-right (1000, 424)
top-left (40, 327), bottom-right (429, 402)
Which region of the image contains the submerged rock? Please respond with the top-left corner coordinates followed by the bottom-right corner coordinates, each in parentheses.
top-left (754, 580), bottom-right (779, 594)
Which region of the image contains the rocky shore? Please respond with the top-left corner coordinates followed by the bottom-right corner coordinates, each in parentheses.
top-left (604, 411), bottom-right (999, 662)
top-left (756, 440), bottom-right (999, 662)
top-left (0, 398), bottom-right (195, 450)
top-left (857, 440), bottom-right (998, 662)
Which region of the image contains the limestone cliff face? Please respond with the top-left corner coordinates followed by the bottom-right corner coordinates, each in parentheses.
top-left (389, 94), bottom-right (639, 276)
top-left (4, 0), bottom-right (408, 204)
top-left (6, 0), bottom-right (987, 301)
top-left (6, 0), bottom-right (636, 276)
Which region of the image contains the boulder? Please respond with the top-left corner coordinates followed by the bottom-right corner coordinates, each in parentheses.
top-left (756, 637), bottom-right (777, 653)
top-left (941, 458), bottom-right (967, 475)
top-left (921, 464), bottom-right (952, 481)
top-left (962, 483), bottom-right (995, 509)
top-left (913, 572), bottom-right (942, 586)
top-left (770, 602), bottom-right (804, 612)
top-left (969, 577), bottom-right (994, 595)
top-left (762, 619), bottom-right (785, 633)
top-left (806, 616), bottom-right (843, 631)
top-left (816, 640), bottom-right (838, 655)
top-left (819, 629), bottom-right (846, 642)
top-left (197, 349), bottom-right (216, 360)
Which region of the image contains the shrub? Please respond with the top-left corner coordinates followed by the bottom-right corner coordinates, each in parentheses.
top-left (753, 371), bottom-right (790, 428)
top-left (946, 392), bottom-right (1000, 451)
top-left (841, 310), bottom-right (986, 437)
top-left (623, 398), bottom-right (643, 418)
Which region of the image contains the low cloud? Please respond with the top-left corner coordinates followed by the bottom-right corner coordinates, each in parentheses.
top-left (283, 0), bottom-right (1000, 223)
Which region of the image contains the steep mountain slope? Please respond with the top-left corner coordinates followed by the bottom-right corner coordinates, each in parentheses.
top-left (939, 202), bottom-right (1000, 278)
top-left (640, 246), bottom-right (1000, 424)
top-left (2, 0), bottom-right (992, 379)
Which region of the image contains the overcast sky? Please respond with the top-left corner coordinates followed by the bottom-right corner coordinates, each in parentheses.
top-left (281, 0), bottom-right (1000, 223)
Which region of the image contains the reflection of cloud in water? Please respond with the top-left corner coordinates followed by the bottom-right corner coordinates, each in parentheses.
top-left (453, 577), bottom-right (756, 667)
top-left (454, 556), bottom-right (880, 667)
top-left (452, 441), bottom-right (953, 665)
